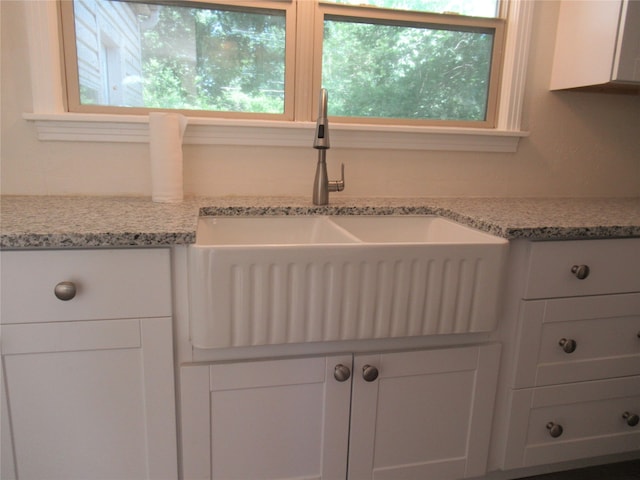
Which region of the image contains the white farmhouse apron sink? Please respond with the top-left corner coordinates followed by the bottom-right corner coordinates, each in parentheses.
top-left (188, 216), bottom-right (508, 349)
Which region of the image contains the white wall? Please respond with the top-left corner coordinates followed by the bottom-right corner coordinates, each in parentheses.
top-left (1, 1), bottom-right (639, 198)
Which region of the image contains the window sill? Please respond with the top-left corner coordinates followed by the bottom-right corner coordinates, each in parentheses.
top-left (23, 113), bottom-right (528, 152)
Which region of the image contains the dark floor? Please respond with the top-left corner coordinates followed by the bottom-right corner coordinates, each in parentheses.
top-left (517, 459), bottom-right (640, 479)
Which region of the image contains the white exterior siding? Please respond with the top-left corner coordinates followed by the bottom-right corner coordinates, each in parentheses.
top-left (74, 0), bottom-right (143, 106)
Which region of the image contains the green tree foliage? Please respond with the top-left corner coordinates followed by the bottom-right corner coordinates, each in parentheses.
top-left (329, 0), bottom-right (497, 17)
top-left (140, 4), bottom-right (285, 113)
top-left (136, 2), bottom-right (493, 120)
top-left (322, 19), bottom-right (493, 120)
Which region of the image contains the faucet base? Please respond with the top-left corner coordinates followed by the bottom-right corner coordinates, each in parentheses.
top-left (312, 151), bottom-right (329, 206)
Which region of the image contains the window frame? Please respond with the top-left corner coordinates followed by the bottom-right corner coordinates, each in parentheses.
top-left (60, 0), bottom-right (505, 127)
top-left (22, 0), bottom-right (534, 152)
top-left (312, 3), bottom-right (506, 128)
top-left (59, 0), bottom-right (297, 120)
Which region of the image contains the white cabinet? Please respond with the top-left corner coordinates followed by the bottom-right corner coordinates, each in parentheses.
top-left (512, 294), bottom-right (640, 388)
top-left (503, 239), bottom-right (640, 469)
top-left (180, 354), bottom-right (352, 480)
top-left (348, 345), bottom-right (501, 479)
top-left (506, 376), bottom-right (640, 468)
top-left (180, 343), bottom-right (501, 480)
top-left (550, 0), bottom-right (640, 91)
top-left (522, 238), bottom-right (640, 299)
top-left (0, 249), bottom-right (177, 480)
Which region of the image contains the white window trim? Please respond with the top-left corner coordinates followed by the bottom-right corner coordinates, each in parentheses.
top-left (22, 1), bottom-right (533, 152)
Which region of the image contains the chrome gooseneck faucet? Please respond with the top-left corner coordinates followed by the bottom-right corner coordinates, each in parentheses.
top-left (312, 88), bottom-right (344, 205)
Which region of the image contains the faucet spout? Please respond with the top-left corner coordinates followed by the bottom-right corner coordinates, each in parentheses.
top-left (313, 89), bottom-right (330, 150)
top-left (312, 88), bottom-right (344, 205)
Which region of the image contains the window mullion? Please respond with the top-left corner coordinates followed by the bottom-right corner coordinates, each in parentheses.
top-left (25, 0), bottom-right (65, 113)
top-left (293, 0), bottom-right (317, 122)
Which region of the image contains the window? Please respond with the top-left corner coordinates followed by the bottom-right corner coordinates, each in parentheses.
top-left (24, 0), bottom-right (532, 151)
top-left (60, 0), bottom-right (505, 127)
top-left (61, 0), bottom-right (294, 120)
top-left (316, 3), bottom-right (504, 127)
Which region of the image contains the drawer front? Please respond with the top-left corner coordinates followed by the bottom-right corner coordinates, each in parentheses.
top-left (514, 294), bottom-right (640, 388)
top-left (524, 238), bottom-right (640, 299)
top-left (504, 376), bottom-right (640, 469)
top-left (1, 249), bottom-right (171, 323)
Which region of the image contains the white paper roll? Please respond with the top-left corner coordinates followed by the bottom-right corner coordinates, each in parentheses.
top-left (149, 112), bottom-right (188, 203)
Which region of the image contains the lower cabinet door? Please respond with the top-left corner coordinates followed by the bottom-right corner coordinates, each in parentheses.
top-left (180, 354), bottom-right (353, 480)
top-left (1, 317), bottom-right (177, 480)
top-left (1, 351), bottom-right (16, 480)
top-left (504, 375), bottom-right (640, 469)
top-left (348, 343), bottom-right (501, 480)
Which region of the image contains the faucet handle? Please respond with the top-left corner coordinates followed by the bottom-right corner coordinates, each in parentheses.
top-left (329, 163), bottom-right (345, 192)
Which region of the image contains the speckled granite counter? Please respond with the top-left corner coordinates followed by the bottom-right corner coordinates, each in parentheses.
top-left (1, 195), bottom-right (639, 249)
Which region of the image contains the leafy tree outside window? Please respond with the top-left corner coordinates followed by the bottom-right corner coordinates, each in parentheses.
top-left (61, 0), bottom-right (503, 127)
top-left (323, 19), bottom-right (494, 121)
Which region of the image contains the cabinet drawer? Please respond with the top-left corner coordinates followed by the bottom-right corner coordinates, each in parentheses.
top-left (0, 249), bottom-right (171, 323)
top-left (514, 294), bottom-right (640, 388)
top-left (524, 239), bottom-right (640, 299)
top-left (504, 376), bottom-right (640, 469)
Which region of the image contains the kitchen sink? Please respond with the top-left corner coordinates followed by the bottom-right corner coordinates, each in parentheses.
top-left (188, 215), bottom-right (508, 349)
top-left (196, 216), bottom-right (360, 245)
top-left (328, 215), bottom-right (500, 244)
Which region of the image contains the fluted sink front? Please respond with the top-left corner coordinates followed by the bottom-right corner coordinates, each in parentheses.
top-left (188, 215), bottom-right (508, 349)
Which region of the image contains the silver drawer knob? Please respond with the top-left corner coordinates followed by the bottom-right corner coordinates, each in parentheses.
top-left (546, 422), bottom-right (563, 438)
top-left (558, 338), bottom-right (577, 354)
top-left (54, 281), bottom-right (77, 301)
top-left (362, 365), bottom-right (379, 382)
top-left (571, 264), bottom-right (590, 280)
top-left (334, 364), bottom-right (351, 382)
top-left (622, 412), bottom-right (639, 427)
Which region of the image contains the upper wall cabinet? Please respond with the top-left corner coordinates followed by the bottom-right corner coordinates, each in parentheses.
top-left (550, 0), bottom-right (640, 92)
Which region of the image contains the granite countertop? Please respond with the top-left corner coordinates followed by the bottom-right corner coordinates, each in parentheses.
top-left (1, 195), bottom-right (639, 249)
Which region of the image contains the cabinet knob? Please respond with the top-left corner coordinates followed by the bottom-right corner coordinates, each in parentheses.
top-left (571, 264), bottom-right (590, 280)
top-left (558, 338), bottom-right (577, 354)
top-left (362, 365), bottom-right (379, 382)
top-left (622, 412), bottom-right (639, 427)
top-left (54, 281), bottom-right (77, 301)
top-left (333, 364), bottom-right (351, 382)
top-left (546, 422), bottom-right (564, 438)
